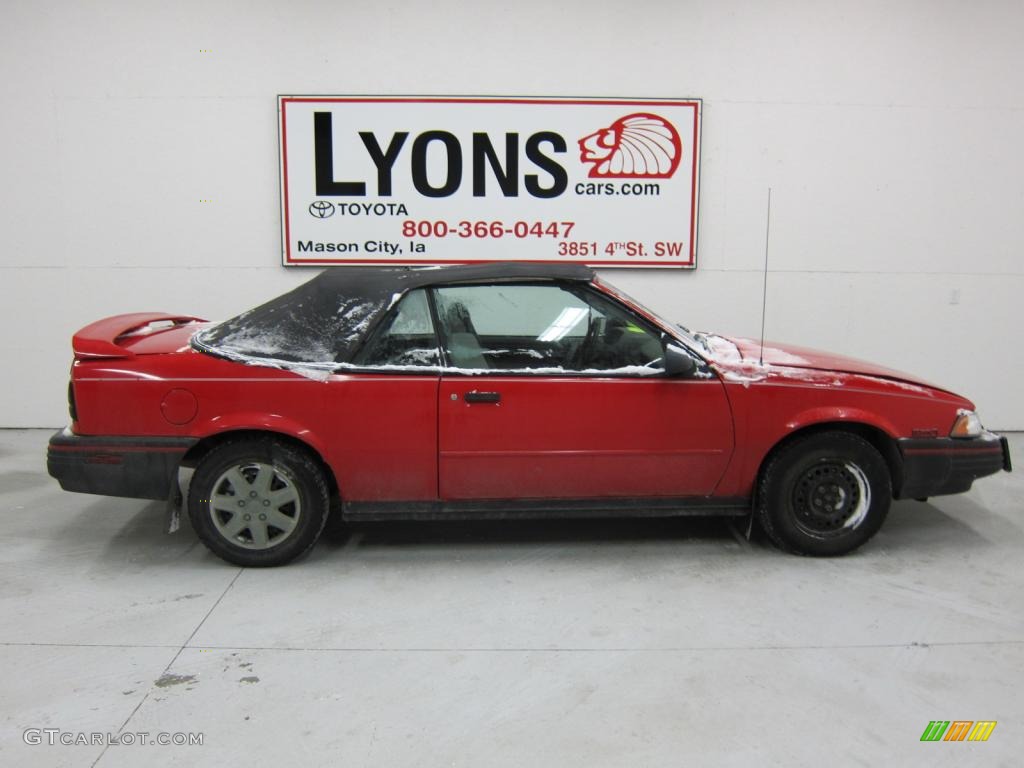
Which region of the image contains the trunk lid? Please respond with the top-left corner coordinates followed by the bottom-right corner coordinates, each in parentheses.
top-left (72, 314), bottom-right (207, 359)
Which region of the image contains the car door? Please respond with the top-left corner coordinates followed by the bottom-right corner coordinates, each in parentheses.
top-left (331, 288), bottom-right (442, 502)
top-left (433, 282), bottom-right (734, 501)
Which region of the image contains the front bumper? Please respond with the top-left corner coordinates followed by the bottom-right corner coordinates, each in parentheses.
top-left (897, 432), bottom-right (1011, 499)
top-left (47, 429), bottom-right (198, 501)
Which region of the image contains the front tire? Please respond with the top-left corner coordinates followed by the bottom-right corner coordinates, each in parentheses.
top-left (188, 439), bottom-right (329, 567)
top-left (757, 431), bottom-right (891, 556)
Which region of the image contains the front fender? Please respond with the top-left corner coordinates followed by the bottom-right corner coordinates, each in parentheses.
top-left (714, 400), bottom-right (903, 498)
top-left (783, 406), bottom-right (900, 439)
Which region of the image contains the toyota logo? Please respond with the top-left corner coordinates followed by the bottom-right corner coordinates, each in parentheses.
top-left (308, 200), bottom-right (335, 218)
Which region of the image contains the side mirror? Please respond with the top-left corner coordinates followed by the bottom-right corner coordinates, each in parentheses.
top-left (664, 343), bottom-right (697, 377)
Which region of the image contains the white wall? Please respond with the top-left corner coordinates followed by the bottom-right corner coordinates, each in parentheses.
top-left (2, 0), bottom-right (1022, 428)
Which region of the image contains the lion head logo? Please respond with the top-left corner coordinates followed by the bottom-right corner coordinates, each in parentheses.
top-left (578, 113), bottom-right (682, 178)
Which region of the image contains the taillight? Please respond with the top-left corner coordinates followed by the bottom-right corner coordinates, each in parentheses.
top-left (68, 380), bottom-right (78, 422)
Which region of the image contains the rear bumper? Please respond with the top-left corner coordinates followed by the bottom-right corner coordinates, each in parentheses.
top-left (897, 433), bottom-right (1011, 499)
top-left (47, 429), bottom-right (197, 501)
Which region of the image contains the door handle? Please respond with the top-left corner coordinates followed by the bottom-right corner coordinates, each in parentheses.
top-left (464, 390), bottom-right (501, 404)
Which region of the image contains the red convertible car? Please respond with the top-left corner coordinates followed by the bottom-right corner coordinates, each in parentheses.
top-left (48, 262), bottom-right (1011, 566)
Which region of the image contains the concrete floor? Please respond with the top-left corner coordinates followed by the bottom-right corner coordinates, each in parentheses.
top-left (0, 429), bottom-right (1021, 767)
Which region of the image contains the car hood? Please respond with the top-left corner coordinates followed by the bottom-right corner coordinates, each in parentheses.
top-left (701, 334), bottom-right (948, 392)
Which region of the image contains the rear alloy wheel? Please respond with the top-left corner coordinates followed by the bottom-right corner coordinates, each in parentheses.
top-left (757, 432), bottom-right (891, 556)
top-left (188, 439), bottom-right (329, 567)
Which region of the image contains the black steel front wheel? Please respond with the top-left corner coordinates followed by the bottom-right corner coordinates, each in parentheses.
top-left (757, 432), bottom-right (891, 556)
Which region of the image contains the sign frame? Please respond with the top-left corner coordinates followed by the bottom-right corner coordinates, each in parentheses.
top-left (278, 95), bottom-right (702, 268)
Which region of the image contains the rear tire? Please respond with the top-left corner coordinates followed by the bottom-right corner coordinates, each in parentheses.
top-left (188, 439), bottom-right (329, 567)
top-left (757, 431), bottom-right (891, 556)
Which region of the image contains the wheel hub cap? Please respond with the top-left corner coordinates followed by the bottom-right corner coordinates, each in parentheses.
top-left (208, 462), bottom-right (301, 550)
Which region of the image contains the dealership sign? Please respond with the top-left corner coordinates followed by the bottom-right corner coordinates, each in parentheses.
top-left (278, 96), bottom-right (701, 267)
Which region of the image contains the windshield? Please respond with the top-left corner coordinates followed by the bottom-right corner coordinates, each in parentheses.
top-left (593, 275), bottom-right (706, 351)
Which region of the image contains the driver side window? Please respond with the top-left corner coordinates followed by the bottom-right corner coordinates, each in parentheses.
top-left (432, 283), bottom-right (665, 372)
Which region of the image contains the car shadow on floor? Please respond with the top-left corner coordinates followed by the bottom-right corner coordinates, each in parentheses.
top-left (46, 491), bottom-right (1012, 568)
top-left (324, 515), bottom-right (743, 551)
top-left (0, 469), bottom-right (56, 494)
top-left (881, 496), bottom-right (1022, 552)
top-left (44, 497), bottom-right (204, 567)
top-left (320, 497), bottom-right (1012, 562)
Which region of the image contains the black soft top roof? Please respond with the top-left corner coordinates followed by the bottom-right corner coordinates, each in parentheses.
top-left (192, 262), bottom-right (595, 368)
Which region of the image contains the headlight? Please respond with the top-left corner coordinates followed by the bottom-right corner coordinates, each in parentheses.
top-left (950, 410), bottom-right (983, 439)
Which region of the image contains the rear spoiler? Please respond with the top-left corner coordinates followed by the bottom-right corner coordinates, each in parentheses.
top-left (72, 313), bottom-right (206, 359)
